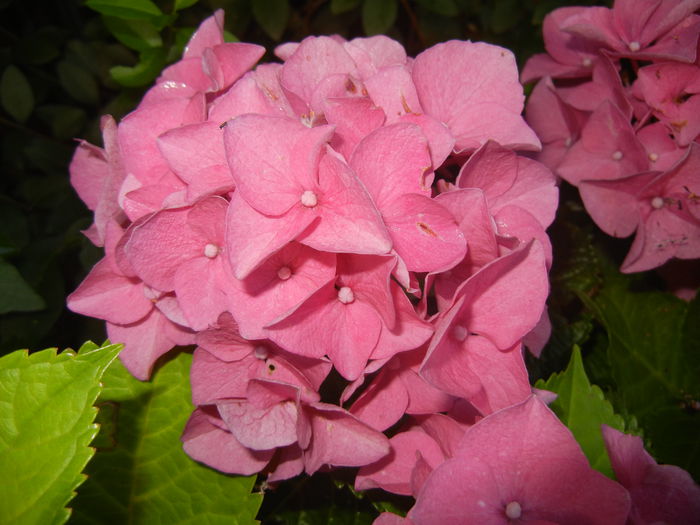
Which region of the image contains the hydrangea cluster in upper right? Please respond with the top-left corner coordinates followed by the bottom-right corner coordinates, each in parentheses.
top-left (522, 0), bottom-right (700, 273)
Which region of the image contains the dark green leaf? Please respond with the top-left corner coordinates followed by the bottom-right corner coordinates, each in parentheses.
top-left (70, 352), bottom-right (263, 525)
top-left (330, 0), bottom-right (362, 14)
top-left (251, 0), bottom-right (290, 41)
top-left (581, 278), bottom-right (700, 478)
top-left (14, 27), bottom-right (66, 65)
top-left (362, 0), bottom-right (398, 35)
top-left (109, 48), bottom-right (166, 87)
top-left (102, 16), bottom-right (162, 51)
top-left (261, 474), bottom-right (377, 525)
top-left (1, 65), bottom-right (34, 123)
top-left (415, 0), bottom-right (459, 16)
top-left (0, 343), bottom-right (121, 525)
top-left (35, 105), bottom-right (87, 140)
top-left (57, 61), bottom-right (99, 105)
top-left (535, 346), bottom-right (627, 478)
top-left (0, 258), bottom-right (45, 314)
top-left (84, 0), bottom-right (163, 19)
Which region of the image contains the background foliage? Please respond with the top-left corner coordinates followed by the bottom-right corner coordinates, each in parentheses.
top-left (1, 0), bottom-right (698, 524)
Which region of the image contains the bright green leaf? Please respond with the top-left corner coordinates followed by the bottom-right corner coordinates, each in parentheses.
top-left (1, 65), bottom-right (34, 123)
top-left (251, 0), bottom-right (290, 41)
top-left (103, 16), bottom-right (162, 51)
top-left (57, 61), bottom-right (99, 105)
top-left (362, 0), bottom-right (398, 35)
top-left (330, 0), bottom-right (362, 14)
top-left (69, 352), bottom-right (263, 525)
top-left (84, 0), bottom-right (163, 20)
top-left (174, 0), bottom-right (199, 11)
top-left (535, 346), bottom-right (627, 478)
top-left (109, 48), bottom-right (166, 87)
top-left (581, 283), bottom-right (700, 477)
top-left (0, 258), bottom-right (45, 314)
top-left (0, 343), bottom-right (122, 525)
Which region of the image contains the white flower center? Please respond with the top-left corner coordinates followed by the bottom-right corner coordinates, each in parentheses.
top-left (204, 243), bottom-right (219, 258)
top-left (337, 286), bottom-right (355, 304)
top-left (505, 501), bottom-right (522, 519)
top-left (611, 150), bottom-right (623, 161)
top-left (452, 324), bottom-right (468, 342)
top-left (628, 41), bottom-right (641, 52)
top-left (648, 152), bottom-right (659, 162)
top-left (277, 266), bottom-right (292, 280)
top-left (254, 346), bottom-right (268, 360)
top-left (301, 190), bottom-right (318, 208)
top-left (651, 196), bottom-right (665, 209)
top-left (582, 57), bottom-right (592, 67)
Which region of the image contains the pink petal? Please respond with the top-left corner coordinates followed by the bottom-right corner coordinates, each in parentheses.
top-left (356, 429), bottom-right (444, 496)
top-left (181, 408), bottom-right (273, 475)
top-left (224, 114), bottom-right (334, 215)
top-left (304, 402), bottom-right (390, 474)
top-left (225, 191), bottom-right (318, 279)
top-left (412, 41), bottom-right (540, 152)
top-left (297, 151), bottom-right (392, 256)
top-left (67, 257), bottom-right (152, 325)
top-left (382, 193), bottom-right (466, 273)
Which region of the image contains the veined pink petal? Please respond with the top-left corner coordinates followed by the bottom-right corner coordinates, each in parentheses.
top-left (356, 429), bottom-right (444, 496)
top-left (67, 257), bottom-right (152, 325)
top-left (297, 151), bottom-right (392, 255)
top-left (324, 97), bottom-right (385, 160)
top-left (224, 114), bottom-right (334, 215)
top-left (304, 402), bottom-right (390, 474)
top-left (351, 122), bottom-right (432, 206)
top-left (381, 193), bottom-right (466, 273)
top-left (227, 242), bottom-right (336, 339)
top-left (181, 408), bottom-right (273, 475)
top-left (412, 40), bottom-right (540, 152)
top-left (225, 191), bottom-right (318, 279)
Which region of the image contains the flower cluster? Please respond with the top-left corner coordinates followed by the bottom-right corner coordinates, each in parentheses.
top-left (66, 9), bottom-right (699, 524)
top-left (523, 0), bottom-right (700, 273)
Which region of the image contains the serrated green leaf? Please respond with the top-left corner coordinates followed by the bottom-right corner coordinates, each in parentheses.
top-left (251, 0), bottom-right (290, 41)
top-left (174, 0), bottom-right (198, 11)
top-left (110, 48), bottom-right (166, 87)
top-left (330, 0), bottom-right (362, 14)
top-left (0, 343), bottom-right (122, 525)
top-left (103, 16), bottom-right (162, 51)
top-left (362, 0), bottom-right (398, 35)
top-left (535, 346), bottom-right (626, 478)
top-left (57, 61), bottom-right (99, 105)
top-left (0, 258), bottom-right (45, 314)
top-left (581, 283), bottom-right (700, 477)
top-left (69, 352), bottom-right (262, 525)
top-left (1, 65), bottom-right (34, 123)
top-left (84, 0), bottom-right (163, 19)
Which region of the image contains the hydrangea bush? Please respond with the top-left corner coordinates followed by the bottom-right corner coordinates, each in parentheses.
top-left (64, 6), bottom-right (700, 524)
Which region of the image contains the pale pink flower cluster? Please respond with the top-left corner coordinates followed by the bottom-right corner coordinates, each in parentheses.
top-left (67, 10), bottom-right (699, 524)
top-left (523, 0), bottom-right (700, 273)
